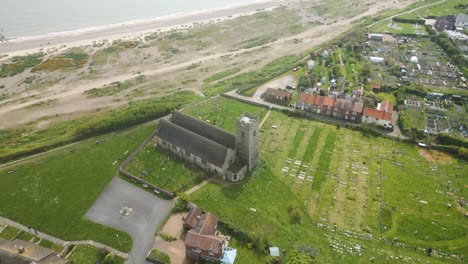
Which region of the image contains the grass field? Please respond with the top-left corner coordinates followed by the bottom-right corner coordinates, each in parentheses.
top-left (125, 137), bottom-right (208, 192)
top-left (0, 226), bottom-right (20, 240)
top-left (371, 21), bottom-right (427, 35)
top-left (183, 96), bottom-right (268, 133)
top-left (67, 245), bottom-right (125, 264)
top-left (185, 98), bottom-right (467, 263)
top-left (0, 123), bottom-right (156, 252)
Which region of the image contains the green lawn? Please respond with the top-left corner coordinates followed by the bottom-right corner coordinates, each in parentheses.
top-left (67, 245), bottom-right (125, 264)
top-left (0, 226), bottom-right (20, 240)
top-left (185, 99), bottom-right (467, 263)
top-left (125, 138), bottom-right (208, 192)
top-left (183, 96), bottom-right (267, 133)
top-left (0, 124), bottom-right (156, 252)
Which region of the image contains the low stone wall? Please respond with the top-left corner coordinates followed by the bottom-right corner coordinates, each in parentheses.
top-left (221, 93), bottom-right (269, 108)
top-left (119, 129), bottom-right (175, 198)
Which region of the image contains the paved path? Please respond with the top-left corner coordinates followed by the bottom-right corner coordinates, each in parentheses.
top-left (367, 0), bottom-right (447, 28)
top-left (85, 177), bottom-right (173, 264)
top-left (0, 216), bottom-right (128, 259)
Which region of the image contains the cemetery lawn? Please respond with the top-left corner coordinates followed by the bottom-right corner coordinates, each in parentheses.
top-left (0, 123), bottom-right (156, 252)
top-left (187, 99), bottom-right (468, 263)
top-left (67, 245), bottom-right (125, 264)
top-left (182, 96), bottom-right (268, 133)
top-left (124, 137), bottom-right (209, 193)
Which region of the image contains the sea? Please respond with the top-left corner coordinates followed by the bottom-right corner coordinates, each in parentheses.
top-left (0, 0), bottom-right (266, 39)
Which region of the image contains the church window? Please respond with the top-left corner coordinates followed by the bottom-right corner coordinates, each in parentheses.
top-left (253, 130), bottom-right (256, 136)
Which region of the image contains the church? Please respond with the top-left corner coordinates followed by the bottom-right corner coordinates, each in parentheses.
top-left (155, 111), bottom-right (259, 182)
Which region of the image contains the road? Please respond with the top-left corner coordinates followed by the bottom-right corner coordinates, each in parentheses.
top-left (367, 0), bottom-right (447, 28)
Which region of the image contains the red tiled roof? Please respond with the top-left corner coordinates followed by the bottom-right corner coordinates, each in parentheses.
top-left (379, 100), bottom-right (393, 113)
top-left (323, 96), bottom-right (336, 107)
top-left (297, 93), bottom-right (325, 106)
top-left (185, 231), bottom-right (225, 254)
top-left (363, 108), bottom-right (392, 122)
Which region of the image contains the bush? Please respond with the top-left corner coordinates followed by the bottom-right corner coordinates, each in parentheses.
top-left (103, 253), bottom-right (115, 264)
top-left (147, 249), bottom-right (170, 264)
top-left (0, 53), bottom-right (44, 77)
top-left (159, 233), bottom-right (177, 242)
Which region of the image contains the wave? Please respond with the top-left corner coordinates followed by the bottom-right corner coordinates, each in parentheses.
top-left (7, 0), bottom-right (278, 43)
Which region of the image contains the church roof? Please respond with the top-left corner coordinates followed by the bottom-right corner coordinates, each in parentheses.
top-left (156, 119), bottom-right (229, 167)
top-left (171, 111), bottom-right (235, 149)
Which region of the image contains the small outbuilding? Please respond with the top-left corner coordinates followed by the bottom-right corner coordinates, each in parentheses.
top-left (269, 247), bottom-right (281, 257)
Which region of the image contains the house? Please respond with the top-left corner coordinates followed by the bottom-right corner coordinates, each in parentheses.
top-left (435, 15), bottom-right (456, 31)
top-left (296, 92), bottom-right (324, 113)
top-left (263, 88), bottom-right (292, 105)
top-left (155, 111), bottom-right (259, 182)
top-left (184, 206), bottom-right (237, 264)
top-left (333, 98), bottom-right (364, 122)
top-left (455, 14), bottom-right (468, 31)
top-left (362, 100), bottom-right (394, 128)
top-left (0, 238), bottom-right (66, 264)
top-left (322, 96), bottom-right (336, 116)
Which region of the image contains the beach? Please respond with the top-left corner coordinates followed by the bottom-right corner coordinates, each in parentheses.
top-left (0, 0), bottom-right (293, 57)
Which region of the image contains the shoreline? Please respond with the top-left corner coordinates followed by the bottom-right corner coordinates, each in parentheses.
top-left (0, 0), bottom-right (294, 57)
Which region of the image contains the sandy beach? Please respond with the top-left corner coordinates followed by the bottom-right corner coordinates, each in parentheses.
top-left (0, 0), bottom-right (294, 57)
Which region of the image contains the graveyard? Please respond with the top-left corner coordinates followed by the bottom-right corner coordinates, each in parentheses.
top-left (182, 98), bottom-right (467, 263)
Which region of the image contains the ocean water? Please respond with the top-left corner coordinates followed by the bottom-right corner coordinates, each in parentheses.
top-left (0, 0), bottom-right (263, 39)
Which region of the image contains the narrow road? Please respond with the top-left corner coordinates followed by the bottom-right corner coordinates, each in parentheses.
top-left (367, 0), bottom-right (447, 28)
top-left (0, 216), bottom-right (128, 259)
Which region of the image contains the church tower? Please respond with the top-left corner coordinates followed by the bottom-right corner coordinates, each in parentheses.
top-left (235, 114), bottom-right (259, 171)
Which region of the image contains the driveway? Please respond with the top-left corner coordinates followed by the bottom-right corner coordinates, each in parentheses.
top-left (85, 177), bottom-right (173, 264)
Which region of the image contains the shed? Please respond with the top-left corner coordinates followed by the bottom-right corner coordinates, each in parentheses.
top-left (269, 247), bottom-right (280, 257)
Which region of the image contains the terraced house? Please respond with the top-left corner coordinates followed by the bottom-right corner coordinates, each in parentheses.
top-left (296, 92), bottom-right (364, 122)
top-left (155, 111), bottom-right (259, 182)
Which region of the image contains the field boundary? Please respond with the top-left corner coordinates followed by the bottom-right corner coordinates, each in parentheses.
top-left (119, 125), bottom-right (175, 198)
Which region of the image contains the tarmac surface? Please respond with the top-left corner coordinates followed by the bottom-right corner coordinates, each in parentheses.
top-left (85, 177), bottom-right (173, 264)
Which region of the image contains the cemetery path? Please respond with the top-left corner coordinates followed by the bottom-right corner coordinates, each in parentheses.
top-left (0, 216), bottom-right (128, 258)
top-left (259, 109), bottom-right (272, 128)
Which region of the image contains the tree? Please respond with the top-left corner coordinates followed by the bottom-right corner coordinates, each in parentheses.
top-left (283, 249), bottom-right (315, 264)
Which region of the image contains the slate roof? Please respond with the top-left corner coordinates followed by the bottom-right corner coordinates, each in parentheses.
top-left (156, 119), bottom-right (229, 167)
top-left (171, 111), bottom-right (235, 149)
top-left (456, 14), bottom-right (468, 23)
top-left (0, 238), bottom-right (65, 264)
top-left (352, 102), bottom-right (364, 113)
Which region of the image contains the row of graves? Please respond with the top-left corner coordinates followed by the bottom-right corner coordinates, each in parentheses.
top-left (366, 33), bottom-right (466, 89)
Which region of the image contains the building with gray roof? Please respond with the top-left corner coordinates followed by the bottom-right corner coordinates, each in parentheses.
top-left (155, 111), bottom-right (259, 182)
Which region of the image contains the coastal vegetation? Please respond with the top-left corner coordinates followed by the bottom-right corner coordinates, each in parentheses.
top-left (0, 90), bottom-right (199, 163)
top-left (0, 53), bottom-right (44, 77)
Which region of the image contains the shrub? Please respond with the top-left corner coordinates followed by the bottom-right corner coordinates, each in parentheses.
top-left (147, 249), bottom-right (170, 264)
top-left (159, 233), bottom-right (177, 242)
top-left (103, 253), bottom-right (116, 264)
